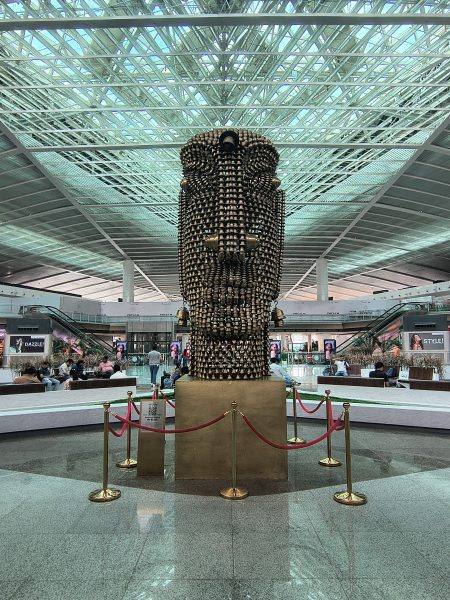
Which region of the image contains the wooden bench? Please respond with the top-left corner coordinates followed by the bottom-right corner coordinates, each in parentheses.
top-left (407, 380), bottom-right (450, 392)
top-left (69, 377), bottom-right (137, 391)
top-left (317, 376), bottom-right (385, 388)
top-left (0, 383), bottom-right (46, 395)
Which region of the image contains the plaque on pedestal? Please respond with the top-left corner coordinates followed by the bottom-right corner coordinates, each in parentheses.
top-left (175, 376), bottom-right (287, 480)
top-left (137, 396), bottom-right (166, 477)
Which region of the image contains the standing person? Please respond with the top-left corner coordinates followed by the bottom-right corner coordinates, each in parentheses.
top-left (181, 348), bottom-right (189, 369)
top-left (39, 361), bottom-right (60, 391)
top-left (148, 345), bottom-right (161, 387)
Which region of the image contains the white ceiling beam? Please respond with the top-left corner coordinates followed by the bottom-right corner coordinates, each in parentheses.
top-left (3, 80), bottom-right (448, 90)
top-left (28, 142), bottom-right (422, 153)
top-left (1, 51), bottom-right (449, 61)
top-left (0, 13), bottom-right (449, 31)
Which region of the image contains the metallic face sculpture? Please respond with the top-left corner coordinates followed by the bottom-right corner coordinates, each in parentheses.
top-left (179, 129), bottom-right (285, 379)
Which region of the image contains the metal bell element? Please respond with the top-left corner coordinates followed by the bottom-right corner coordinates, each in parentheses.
top-left (176, 307), bottom-right (189, 326)
top-left (271, 177), bottom-right (281, 189)
top-left (245, 234), bottom-right (260, 250)
top-left (180, 178), bottom-right (188, 190)
top-left (271, 307), bottom-right (285, 327)
top-left (204, 234), bottom-right (219, 250)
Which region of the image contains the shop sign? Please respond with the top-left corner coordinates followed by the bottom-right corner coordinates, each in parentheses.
top-left (9, 335), bottom-right (45, 353)
top-left (409, 332), bottom-right (445, 351)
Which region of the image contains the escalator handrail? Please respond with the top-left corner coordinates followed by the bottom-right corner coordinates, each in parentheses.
top-left (28, 305), bottom-right (114, 352)
top-left (335, 301), bottom-right (426, 353)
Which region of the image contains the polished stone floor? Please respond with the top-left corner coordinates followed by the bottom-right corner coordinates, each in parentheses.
top-left (0, 419), bottom-right (449, 599)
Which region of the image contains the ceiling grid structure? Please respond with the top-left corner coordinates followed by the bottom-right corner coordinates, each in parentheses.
top-left (0, 1), bottom-right (448, 301)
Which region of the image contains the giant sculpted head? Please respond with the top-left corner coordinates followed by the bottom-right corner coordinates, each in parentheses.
top-left (179, 130), bottom-right (284, 379)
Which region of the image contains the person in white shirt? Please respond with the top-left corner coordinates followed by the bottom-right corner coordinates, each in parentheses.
top-left (59, 358), bottom-right (74, 380)
top-left (334, 358), bottom-right (349, 376)
top-left (269, 358), bottom-right (297, 387)
top-left (148, 345), bottom-right (162, 386)
top-left (110, 364), bottom-right (127, 379)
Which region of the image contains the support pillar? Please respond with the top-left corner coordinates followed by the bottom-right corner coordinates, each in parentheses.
top-left (316, 258), bottom-right (328, 302)
top-left (122, 260), bottom-right (135, 303)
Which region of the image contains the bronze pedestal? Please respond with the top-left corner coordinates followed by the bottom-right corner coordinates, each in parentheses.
top-left (175, 376), bottom-right (288, 480)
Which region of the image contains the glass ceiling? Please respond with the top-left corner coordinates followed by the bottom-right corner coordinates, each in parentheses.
top-left (0, 1), bottom-right (449, 300)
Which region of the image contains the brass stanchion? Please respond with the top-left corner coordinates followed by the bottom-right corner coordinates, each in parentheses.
top-left (89, 402), bottom-right (121, 502)
top-left (319, 390), bottom-right (342, 467)
top-left (288, 383), bottom-right (306, 444)
top-left (116, 391), bottom-right (138, 469)
top-left (334, 402), bottom-right (367, 506)
top-left (220, 401), bottom-right (248, 500)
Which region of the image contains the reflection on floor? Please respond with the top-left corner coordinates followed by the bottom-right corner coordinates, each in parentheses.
top-left (0, 420), bottom-right (449, 600)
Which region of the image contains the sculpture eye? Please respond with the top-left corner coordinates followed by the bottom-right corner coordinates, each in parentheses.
top-left (243, 144), bottom-right (278, 176)
top-left (181, 145), bottom-right (215, 175)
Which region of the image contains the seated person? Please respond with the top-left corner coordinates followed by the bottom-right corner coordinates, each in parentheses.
top-left (369, 361), bottom-right (389, 384)
top-left (74, 359), bottom-right (88, 381)
top-left (38, 361), bottom-right (60, 391)
top-left (269, 357), bottom-right (297, 387)
top-left (170, 361), bottom-right (182, 387)
top-left (59, 358), bottom-right (74, 381)
top-left (63, 367), bottom-right (79, 390)
top-left (110, 364), bottom-right (126, 379)
top-left (322, 362), bottom-right (337, 376)
top-left (96, 356), bottom-right (114, 379)
top-left (334, 358), bottom-right (349, 377)
top-left (180, 366), bottom-right (189, 376)
top-left (13, 366), bottom-right (40, 384)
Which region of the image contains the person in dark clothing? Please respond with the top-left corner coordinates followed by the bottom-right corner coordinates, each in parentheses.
top-left (74, 359), bottom-right (88, 380)
top-left (369, 361), bottom-right (389, 383)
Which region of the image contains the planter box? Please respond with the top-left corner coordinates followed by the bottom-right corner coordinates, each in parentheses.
top-left (409, 367), bottom-right (433, 381)
top-left (347, 364), bottom-right (362, 377)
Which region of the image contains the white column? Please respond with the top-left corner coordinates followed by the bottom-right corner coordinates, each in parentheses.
top-left (122, 260), bottom-right (135, 303)
top-left (316, 258), bottom-right (328, 302)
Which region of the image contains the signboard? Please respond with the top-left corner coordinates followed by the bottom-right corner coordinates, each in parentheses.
top-left (140, 399), bottom-right (165, 429)
top-left (9, 335), bottom-right (45, 354)
top-left (324, 339), bottom-right (336, 360)
top-left (409, 332), bottom-right (445, 351)
top-left (137, 397), bottom-right (165, 476)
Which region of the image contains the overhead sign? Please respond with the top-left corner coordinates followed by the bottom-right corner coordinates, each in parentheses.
top-left (9, 335), bottom-right (45, 353)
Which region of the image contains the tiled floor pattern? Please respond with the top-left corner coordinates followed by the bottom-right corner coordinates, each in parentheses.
top-left (0, 420), bottom-right (449, 599)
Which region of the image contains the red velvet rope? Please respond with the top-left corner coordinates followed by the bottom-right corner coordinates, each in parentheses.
top-left (295, 390), bottom-right (325, 414)
top-left (112, 411), bottom-right (227, 434)
top-left (131, 401), bottom-right (140, 415)
top-left (108, 403), bottom-right (131, 438)
top-left (165, 398), bottom-right (176, 409)
top-left (242, 413), bottom-right (343, 450)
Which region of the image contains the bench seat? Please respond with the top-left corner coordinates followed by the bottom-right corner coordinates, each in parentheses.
top-left (317, 376), bottom-right (385, 388)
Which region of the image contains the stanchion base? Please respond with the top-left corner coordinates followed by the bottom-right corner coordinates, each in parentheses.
top-left (219, 486), bottom-right (249, 500)
top-left (88, 488), bottom-right (121, 503)
top-left (288, 436), bottom-right (306, 444)
top-left (333, 491), bottom-right (367, 506)
top-left (319, 457), bottom-right (342, 467)
top-left (116, 458), bottom-right (138, 469)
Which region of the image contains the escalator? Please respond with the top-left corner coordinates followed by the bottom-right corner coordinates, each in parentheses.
top-left (336, 302), bottom-right (428, 355)
top-left (22, 305), bottom-right (113, 354)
